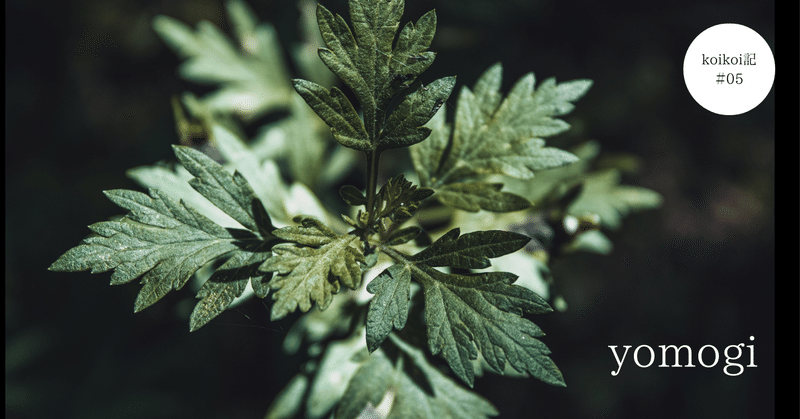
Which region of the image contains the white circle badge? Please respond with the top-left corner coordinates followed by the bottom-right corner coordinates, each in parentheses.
top-left (683, 24), bottom-right (774, 116)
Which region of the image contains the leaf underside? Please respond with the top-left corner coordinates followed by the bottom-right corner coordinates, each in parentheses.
top-left (260, 217), bottom-right (365, 321)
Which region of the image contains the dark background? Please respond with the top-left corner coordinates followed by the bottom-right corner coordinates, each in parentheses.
top-left (6, 0), bottom-right (778, 418)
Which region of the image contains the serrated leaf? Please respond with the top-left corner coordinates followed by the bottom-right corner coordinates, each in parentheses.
top-left (372, 229), bottom-right (564, 388)
top-left (152, 3), bottom-right (293, 121)
top-left (365, 263), bottom-right (411, 353)
top-left (379, 76), bottom-right (457, 149)
top-left (296, 1), bottom-right (453, 152)
top-left (51, 144), bottom-right (277, 327)
top-left (418, 265), bottom-right (563, 388)
top-left (174, 145), bottom-right (272, 233)
top-left (261, 218), bottom-right (364, 321)
top-left (411, 228), bottom-right (531, 269)
top-left (568, 169), bottom-right (663, 230)
top-left (334, 335), bottom-right (498, 419)
top-left (49, 188), bottom-right (272, 316)
top-left (292, 79), bottom-right (370, 151)
top-left (374, 174), bottom-right (434, 225)
top-left (189, 244), bottom-right (272, 331)
top-left (387, 334), bottom-right (499, 418)
top-left (436, 182), bottom-right (531, 212)
top-left (411, 63), bottom-right (591, 209)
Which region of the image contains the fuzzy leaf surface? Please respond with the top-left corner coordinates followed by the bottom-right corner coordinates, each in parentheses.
top-left (296, 1), bottom-right (453, 151)
top-left (374, 174), bottom-right (434, 224)
top-left (335, 336), bottom-right (498, 419)
top-left (261, 217), bottom-right (364, 320)
top-left (368, 229), bottom-right (563, 387)
top-left (365, 263), bottom-right (411, 353)
top-left (436, 182), bottom-right (531, 213)
top-left (411, 63), bottom-right (591, 210)
top-left (50, 146), bottom-right (276, 329)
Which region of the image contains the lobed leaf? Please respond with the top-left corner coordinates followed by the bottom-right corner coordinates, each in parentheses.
top-left (152, 0), bottom-right (293, 121)
top-left (365, 263), bottom-right (411, 353)
top-left (411, 62), bottom-right (592, 212)
top-left (292, 79), bottom-right (370, 151)
top-left (50, 143), bottom-right (278, 330)
top-left (261, 218), bottom-right (364, 320)
top-left (295, 0), bottom-right (453, 152)
top-left (379, 76), bottom-right (457, 150)
top-left (436, 182), bottom-right (531, 213)
top-left (411, 228), bottom-right (531, 269)
top-left (367, 227), bottom-right (564, 388)
top-left (334, 335), bottom-right (498, 419)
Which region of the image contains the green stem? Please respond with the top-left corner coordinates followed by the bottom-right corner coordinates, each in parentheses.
top-left (364, 149), bottom-right (381, 249)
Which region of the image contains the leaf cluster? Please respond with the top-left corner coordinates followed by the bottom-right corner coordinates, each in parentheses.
top-left (48, 0), bottom-right (665, 417)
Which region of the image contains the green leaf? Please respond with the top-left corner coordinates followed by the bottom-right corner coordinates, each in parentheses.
top-left (418, 264), bottom-right (562, 388)
top-left (371, 229), bottom-right (564, 388)
top-left (334, 347), bottom-right (395, 419)
top-left (265, 374), bottom-right (308, 419)
top-left (387, 334), bottom-right (499, 418)
top-left (339, 184), bottom-right (367, 206)
top-left (189, 243), bottom-right (272, 331)
top-left (374, 174), bottom-right (434, 224)
top-left (174, 145), bottom-right (273, 234)
top-left (411, 63), bottom-right (591, 210)
top-left (411, 228), bottom-right (531, 269)
top-left (436, 182), bottom-right (531, 213)
top-left (568, 169), bottom-right (663, 230)
top-left (50, 145), bottom-right (277, 329)
top-left (292, 79), bottom-right (370, 151)
top-left (379, 76), bottom-right (457, 150)
top-left (365, 263), bottom-right (411, 353)
top-left (305, 331), bottom-right (368, 419)
top-left (335, 335), bottom-right (498, 419)
top-left (152, 1), bottom-right (293, 121)
top-left (295, 1), bottom-right (453, 151)
top-left (260, 217), bottom-right (364, 321)
top-left (386, 226), bottom-right (423, 245)
top-left (49, 188), bottom-right (272, 317)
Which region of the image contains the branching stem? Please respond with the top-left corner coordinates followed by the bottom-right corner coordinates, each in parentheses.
top-left (364, 149), bottom-right (382, 251)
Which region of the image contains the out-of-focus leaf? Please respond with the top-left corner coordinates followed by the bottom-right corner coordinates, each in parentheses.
top-left (568, 169), bottom-right (663, 230)
top-left (436, 182), bottom-right (531, 213)
top-left (152, 0), bottom-right (293, 120)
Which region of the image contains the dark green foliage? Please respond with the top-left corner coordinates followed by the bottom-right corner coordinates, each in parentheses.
top-left (368, 229), bottom-right (563, 387)
top-left (49, 145), bottom-right (276, 328)
top-left (49, 0), bottom-right (664, 417)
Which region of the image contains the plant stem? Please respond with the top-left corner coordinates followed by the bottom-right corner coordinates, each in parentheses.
top-left (364, 149), bottom-right (381, 250)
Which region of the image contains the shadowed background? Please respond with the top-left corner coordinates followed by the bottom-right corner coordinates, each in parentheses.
top-left (6, 0), bottom-right (774, 418)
